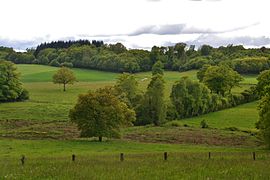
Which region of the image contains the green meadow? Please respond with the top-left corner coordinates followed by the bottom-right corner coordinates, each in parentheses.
top-left (0, 64), bottom-right (268, 179)
top-left (0, 64), bottom-right (257, 122)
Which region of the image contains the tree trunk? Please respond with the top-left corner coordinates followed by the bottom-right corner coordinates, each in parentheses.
top-left (63, 83), bottom-right (66, 92)
top-left (99, 136), bottom-right (102, 142)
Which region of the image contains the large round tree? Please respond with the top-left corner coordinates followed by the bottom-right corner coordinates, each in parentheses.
top-left (0, 60), bottom-right (29, 102)
top-left (69, 87), bottom-right (135, 142)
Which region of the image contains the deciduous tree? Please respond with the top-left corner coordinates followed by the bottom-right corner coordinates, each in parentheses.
top-left (69, 87), bottom-right (135, 141)
top-left (53, 67), bottom-right (76, 91)
top-left (0, 61), bottom-right (29, 102)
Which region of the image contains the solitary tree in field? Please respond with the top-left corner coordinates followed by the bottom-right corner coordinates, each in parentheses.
top-left (53, 67), bottom-right (76, 91)
top-left (69, 87), bottom-right (135, 142)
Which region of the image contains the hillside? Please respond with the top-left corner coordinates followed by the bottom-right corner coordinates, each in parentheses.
top-left (0, 65), bottom-right (260, 148)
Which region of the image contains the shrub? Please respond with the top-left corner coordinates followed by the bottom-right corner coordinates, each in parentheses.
top-left (200, 120), bottom-right (209, 128)
top-left (49, 59), bottom-right (60, 67)
top-left (61, 62), bottom-right (73, 68)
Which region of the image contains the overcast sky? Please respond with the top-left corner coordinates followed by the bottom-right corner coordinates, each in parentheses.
top-left (0, 0), bottom-right (269, 50)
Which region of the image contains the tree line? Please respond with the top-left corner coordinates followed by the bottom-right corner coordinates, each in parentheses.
top-left (1, 41), bottom-right (270, 74)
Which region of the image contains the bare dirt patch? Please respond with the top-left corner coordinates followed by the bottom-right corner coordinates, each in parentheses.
top-left (123, 127), bottom-right (261, 147)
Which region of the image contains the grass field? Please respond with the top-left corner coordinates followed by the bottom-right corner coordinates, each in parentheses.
top-left (0, 64), bottom-right (267, 179)
top-left (170, 101), bottom-right (259, 131)
top-left (0, 139), bottom-right (269, 179)
top-left (0, 64), bottom-right (258, 122)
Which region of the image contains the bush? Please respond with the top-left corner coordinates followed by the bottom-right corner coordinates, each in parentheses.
top-left (49, 59), bottom-right (60, 67)
top-left (170, 122), bottom-right (181, 127)
top-left (18, 89), bottom-right (29, 101)
top-left (61, 62), bottom-right (73, 68)
top-left (200, 120), bottom-right (209, 128)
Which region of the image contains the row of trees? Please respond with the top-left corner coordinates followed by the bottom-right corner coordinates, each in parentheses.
top-left (1, 42), bottom-right (270, 74)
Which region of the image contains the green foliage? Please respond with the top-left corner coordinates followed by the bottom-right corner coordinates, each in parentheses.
top-left (3, 42), bottom-right (270, 75)
top-left (257, 95), bottom-right (270, 147)
top-left (137, 74), bottom-right (166, 126)
top-left (256, 70), bottom-right (270, 147)
top-left (114, 73), bottom-right (141, 108)
top-left (197, 64), bottom-right (211, 82)
top-left (37, 55), bottom-right (49, 65)
top-left (49, 59), bottom-right (60, 67)
top-left (0, 61), bottom-right (29, 102)
top-left (231, 57), bottom-right (270, 74)
top-left (108, 43), bottom-right (127, 54)
top-left (256, 70), bottom-right (270, 97)
top-left (200, 120), bottom-right (209, 128)
top-left (69, 87), bottom-right (135, 141)
top-left (152, 60), bottom-right (164, 75)
top-left (60, 62), bottom-right (73, 68)
top-left (202, 65), bottom-right (243, 96)
top-left (181, 56), bottom-right (213, 71)
top-left (7, 52), bottom-right (34, 64)
top-left (52, 67), bottom-right (77, 91)
top-left (170, 77), bottom-right (212, 118)
top-left (200, 45), bottom-right (213, 56)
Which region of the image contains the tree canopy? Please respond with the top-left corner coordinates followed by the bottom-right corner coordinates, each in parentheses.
top-left (201, 65), bottom-right (243, 96)
top-left (170, 77), bottom-right (212, 118)
top-left (0, 61), bottom-right (29, 102)
top-left (256, 70), bottom-right (270, 97)
top-left (2, 41), bottom-right (270, 74)
top-left (69, 87), bottom-right (135, 141)
top-left (53, 67), bottom-right (77, 91)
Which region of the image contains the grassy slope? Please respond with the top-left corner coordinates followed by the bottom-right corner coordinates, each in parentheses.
top-left (0, 65), bottom-right (266, 179)
top-left (0, 65), bottom-right (258, 124)
top-left (171, 101), bottom-right (259, 131)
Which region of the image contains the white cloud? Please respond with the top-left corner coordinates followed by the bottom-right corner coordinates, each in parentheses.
top-left (0, 0), bottom-right (269, 49)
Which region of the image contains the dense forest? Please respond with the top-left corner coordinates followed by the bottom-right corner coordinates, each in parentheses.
top-left (0, 40), bottom-right (270, 74)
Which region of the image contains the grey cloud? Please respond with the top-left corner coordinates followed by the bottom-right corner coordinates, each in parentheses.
top-left (0, 38), bottom-right (43, 50)
top-left (184, 35), bottom-right (270, 47)
top-left (128, 23), bottom-right (259, 36)
top-left (81, 23), bottom-right (259, 38)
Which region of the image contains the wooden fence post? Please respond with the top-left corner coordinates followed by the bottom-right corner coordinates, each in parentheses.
top-left (253, 152), bottom-right (256, 160)
top-left (21, 155), bottom-right (25, 166)
top-left (208, 152), bottom-right (211, 159)
top-left (120, 153), bottom-right (124, 162)
top-left (72, 154), bottom-right (76, 162)
top-left (164, 152), bottom-right (168, 160)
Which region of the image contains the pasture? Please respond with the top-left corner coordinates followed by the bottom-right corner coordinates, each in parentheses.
top-left (0, 64), bottom-right (266, 179)
top-left (0, 139), bottom-right (269, 179)
top-left (0, 64), bottom-right (258, 123)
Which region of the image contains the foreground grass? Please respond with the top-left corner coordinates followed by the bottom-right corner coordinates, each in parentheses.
top-left (0, 139), bottom-right (269, 179)
top-left (2, 153), bottom-right (270, 179)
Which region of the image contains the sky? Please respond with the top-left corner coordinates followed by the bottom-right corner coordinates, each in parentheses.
top-left (0, 0), bottom-right (269, 50)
